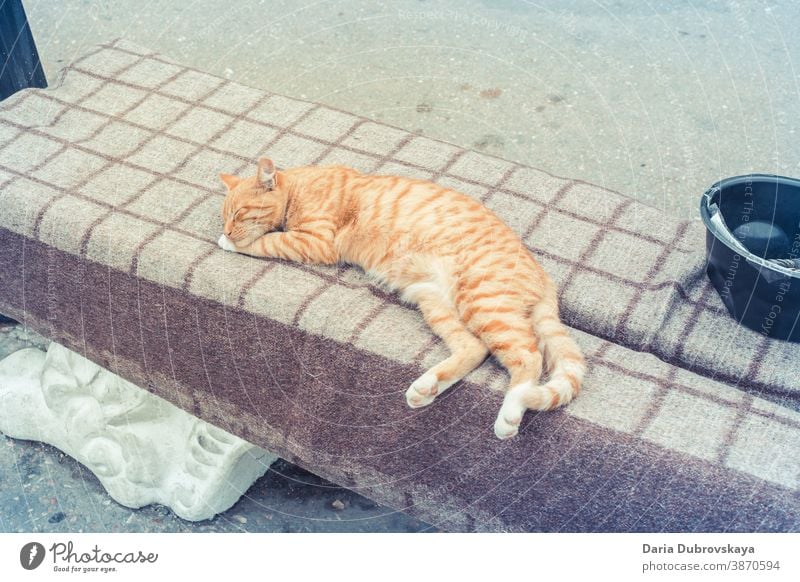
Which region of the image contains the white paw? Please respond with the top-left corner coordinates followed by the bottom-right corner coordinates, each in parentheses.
top-left (218, 234), bottom-right (237, 252)
top-left (405, 372), bottom-right (439, 409)
top-left (493, 384), bottom-right (527, 440)
top-left (493, 415), bottom-right (520, 440)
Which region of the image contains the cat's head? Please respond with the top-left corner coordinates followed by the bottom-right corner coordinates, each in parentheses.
top-left (220, 158), bottom-right (287, 246)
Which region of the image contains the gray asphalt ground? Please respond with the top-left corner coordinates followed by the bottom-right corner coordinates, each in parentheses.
top-left (2, 0), bottom-right (799, 532)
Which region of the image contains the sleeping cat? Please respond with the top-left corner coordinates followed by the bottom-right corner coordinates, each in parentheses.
top-left (218, 157), bottom-right (585, 439)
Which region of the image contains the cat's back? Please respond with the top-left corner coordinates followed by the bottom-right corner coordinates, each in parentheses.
top-left (335, 169), bottom-right (527, 266)
top-left (367, 172), bottom-right (518, 245)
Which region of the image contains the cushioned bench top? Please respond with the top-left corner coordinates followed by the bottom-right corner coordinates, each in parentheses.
top-left (0, 40), bottom-right (798, 531)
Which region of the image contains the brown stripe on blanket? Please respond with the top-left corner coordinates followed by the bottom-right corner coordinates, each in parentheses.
top-left (1, 229), bottom-right (798, 532)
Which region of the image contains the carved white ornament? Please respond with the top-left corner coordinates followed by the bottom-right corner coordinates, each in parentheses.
top-left (0, 343), bottom-right (276, 522)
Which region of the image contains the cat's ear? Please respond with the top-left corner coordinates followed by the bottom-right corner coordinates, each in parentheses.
top-left (257, 157), bottom-right (277, 190)
top-left (219, 173), bottom-right (241, 190)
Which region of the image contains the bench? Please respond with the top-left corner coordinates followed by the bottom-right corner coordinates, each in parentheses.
top-left (0, 40), bottom-right (797, 531)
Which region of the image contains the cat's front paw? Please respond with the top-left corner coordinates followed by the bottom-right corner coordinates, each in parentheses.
top-left (218, 234), bottom-right (237, 252)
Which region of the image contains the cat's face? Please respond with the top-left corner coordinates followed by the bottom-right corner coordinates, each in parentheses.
top-left (220, 158), bottom-right (285, 247)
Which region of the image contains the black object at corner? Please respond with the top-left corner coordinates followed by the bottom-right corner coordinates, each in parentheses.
top-left (0, 0), bottom-right (47, 101)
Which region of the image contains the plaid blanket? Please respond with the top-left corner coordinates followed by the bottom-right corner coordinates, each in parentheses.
top-left (0, 40), bottom-right (797, 532)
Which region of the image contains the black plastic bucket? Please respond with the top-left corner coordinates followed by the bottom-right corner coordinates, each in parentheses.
top-left (700, 174), bottom-right (800, 342)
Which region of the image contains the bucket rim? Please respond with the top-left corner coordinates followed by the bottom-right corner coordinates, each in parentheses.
top-left (699, 173), bottom-right (800, 280)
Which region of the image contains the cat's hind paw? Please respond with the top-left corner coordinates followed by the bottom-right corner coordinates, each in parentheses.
top-left (405, 372), bottom-right (439, 408)
top-left (405, 371), bottom-right (460, 409)
top-left (493, 383), bottom-right (528, 439)
top-left (218, 234), bottom-right (237, 252)
top-left (493, 414), bottom-right (521, 440)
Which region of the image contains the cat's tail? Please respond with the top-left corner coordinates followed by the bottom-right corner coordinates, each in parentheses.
top-left (494, 297), bottom-right (585, 439)
top-left (526, 297), bottom-right (586, 409)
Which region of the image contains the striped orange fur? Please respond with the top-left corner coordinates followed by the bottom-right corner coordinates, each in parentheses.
top-left (219, 157), bottom-right (586, 439)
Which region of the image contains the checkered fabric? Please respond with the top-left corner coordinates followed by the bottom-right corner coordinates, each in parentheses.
top-left (0, 40), bottom-right (797, 532)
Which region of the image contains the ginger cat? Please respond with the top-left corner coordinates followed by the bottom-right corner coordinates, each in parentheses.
top-left (218, 158), bottom-right (585, 439)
